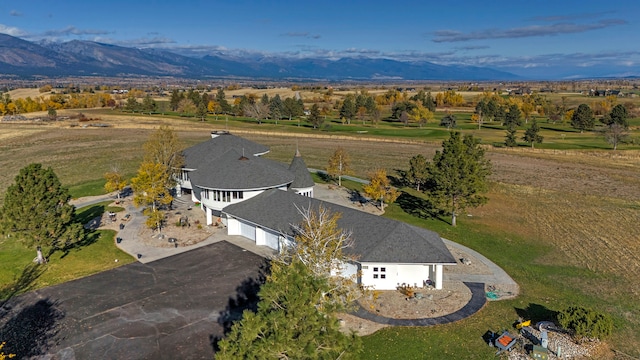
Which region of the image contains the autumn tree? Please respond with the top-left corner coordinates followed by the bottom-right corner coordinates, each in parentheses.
top-left (177, 98), bottom-right (196, 116)
top-left (601, 123), bottom-right (629, 150)
top-left (426, 132), bottom-right (491, 226)
top-left (132, 127), bottom-right (184, 231)
top-left (131, 162), bottom-right (173, 231)
top-left (405, 154), bottom-right (429, 191)
top-left (142, 125), bottom-right (183, 179)
top-left (282, 206), bottom-right (362, 310)
top-left (571, 104), bottom-right (595, 133)
top-left (243, 101), bottom-right (270, 124)
top-left (0, 164), bottom-right (85, 263)
top-left (410, 102), bottom-right (433, 127)
top-left (363, 169), bottom-right (399, 211)
top-left (103, 166), bottom-right (127, 199)
top-left (326, 147), bottom-right (351, 187)
top-left (217, 206), bottom-right (363, 359)
top-left (523, 119), bottom-right (544, 148)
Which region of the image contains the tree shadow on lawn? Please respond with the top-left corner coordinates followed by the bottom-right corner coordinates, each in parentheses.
top-left (514, 303), bottom-right (559, 324)
top-left (74, 203), bottom-right (107, 227)
top-left (395, 191), bottom-right (448, 224)
top-left (210, 261), bottom-right (270, 353)
top-left (0, 297), bottom-right (64, 358)
top-left (0, 263), bottom-right (46, 307)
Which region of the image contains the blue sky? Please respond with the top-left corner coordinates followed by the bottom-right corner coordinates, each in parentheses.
top-left (1, 0), bottom-right (638, 77)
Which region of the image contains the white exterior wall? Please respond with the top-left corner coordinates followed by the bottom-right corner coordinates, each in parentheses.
top-left (199, 189), bottom-right (264, 225)
top-left (226, 218), bottom-right (241, 235)
top-left (292, 186), bottom-right (314, 198)
top-left (359, 263), bottom-right (444, 290)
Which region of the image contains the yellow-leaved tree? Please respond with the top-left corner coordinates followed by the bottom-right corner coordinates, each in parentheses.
top-left (131, 162), bottom-right (173, 232)
top-left (326, 147), bottom-right (352, 187)
top-left (363, 168), bottom-right (399, 211)
top-left (103, 166), bottom-right (127, 199)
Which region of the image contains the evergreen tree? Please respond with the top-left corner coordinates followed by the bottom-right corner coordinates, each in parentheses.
top-left (440, 114), bottom-right (457, 129)
top-left (169, 90), bottom-right (183, 111)
top-left (215, 88), bottom-right (231, 114)
top-left (124, 96), bottom-right (139, 112)
top-left (269, 94), bottom-right (284, 124)
top-left (405, 154), bottom-right (429, 191)
top-left (425, 91), bottom-right (436, 112)
top-left (523, 119), bottom-right (544, 148)
top-left (216, 261), bottom-right (362, 360)
top-left (426, 132), bottom-right (491, 226)
top-left (601, 104), bottom-right (629, 128)
top-left (308, 103), bottom-right (322, 129)
top-left (571, 104), bottom-right (595, 133)
top-left (504, 104), bottom-right (522, 128)
top-left (339, 95), bottom-right (356, 124)
top-left (0, 164), bottom-right (84, 263)
top-left (141, 95), bottom-right (157, 114)
top-left (505, 127), bottom-right (518, 147)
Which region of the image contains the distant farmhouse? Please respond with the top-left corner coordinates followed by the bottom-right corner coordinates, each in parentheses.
top-left (176, 131), bottom-right (456, 290)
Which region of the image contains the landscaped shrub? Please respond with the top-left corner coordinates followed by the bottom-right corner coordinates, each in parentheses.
top-left (558, 306), bottom-right (613, 340)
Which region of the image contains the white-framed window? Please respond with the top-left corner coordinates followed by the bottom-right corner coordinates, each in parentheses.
top-left (202, 189), bottom-right (209, 199)
top-left (373, 266), bottom-right (386, 279)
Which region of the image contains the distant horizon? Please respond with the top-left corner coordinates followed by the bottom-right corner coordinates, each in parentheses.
top-left (1, 0), bottom-right (639, 79)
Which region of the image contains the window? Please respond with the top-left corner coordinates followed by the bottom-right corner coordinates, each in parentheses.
top-left (232, 191), bottom-right (243, 199)
top-left (373, 266), bottom-right (386, 280)
top-left (202, 190), bottom-right (209, 199)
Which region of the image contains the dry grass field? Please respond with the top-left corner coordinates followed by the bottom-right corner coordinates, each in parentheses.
top-left (1, 114), bottom-right (639, 355)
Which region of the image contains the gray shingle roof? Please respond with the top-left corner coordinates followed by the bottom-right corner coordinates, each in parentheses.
top-left (188, 149), bottom-right (294, 191)
top-left (182, 132), bottom-right (269, 169)
top-left (288, 150), bottom-right (315, 189)
top-left (223, 189), bottom-right (456, 265)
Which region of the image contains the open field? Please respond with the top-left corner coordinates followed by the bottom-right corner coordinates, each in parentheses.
top-left (1, 114), bottom-right (639, 357)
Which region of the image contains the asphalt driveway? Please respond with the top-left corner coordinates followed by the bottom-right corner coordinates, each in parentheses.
top-left (0, 241), bottom-right (266, 359)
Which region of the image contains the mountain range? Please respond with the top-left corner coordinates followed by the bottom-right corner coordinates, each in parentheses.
top-left (0, 34), bottom-right (518, 81)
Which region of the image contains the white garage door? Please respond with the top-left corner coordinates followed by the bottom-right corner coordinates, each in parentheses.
top-left (240, 221), bottom-right (256, 241)
top-left (264, 231), bottom-right (280, 251)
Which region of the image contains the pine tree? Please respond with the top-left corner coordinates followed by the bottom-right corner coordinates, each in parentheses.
top-left (405, 154), bottom-right (429, 191)
top-left (216, 261), bottom-right (362, 359)
top-left (0, 164), bottom-right (85, 263)
top-left (427, 132), bottom-right (491, 226)
top-left (523, 119), bottom-right (544, 148)
top-left (505, 127), bottom-right (518, 147)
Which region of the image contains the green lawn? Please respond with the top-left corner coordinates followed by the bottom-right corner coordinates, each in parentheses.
top-left (0, 204), bottom-right (135, 299)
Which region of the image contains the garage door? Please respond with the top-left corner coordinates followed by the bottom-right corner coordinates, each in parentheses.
top-left (264, 231), bottom-right (280, 251)
top-left (240, 221), bottom-right (256, 241)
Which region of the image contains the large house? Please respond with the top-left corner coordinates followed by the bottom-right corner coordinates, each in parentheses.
top-left (178, 131), bottom-right (456, 290)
